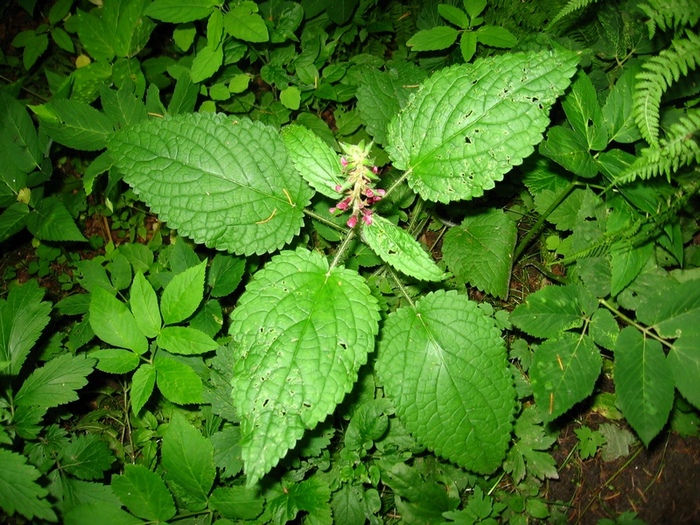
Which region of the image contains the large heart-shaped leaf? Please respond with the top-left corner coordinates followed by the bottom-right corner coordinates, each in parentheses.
top-left (109, 113), bottom-right (313, 255)
top-left (229, 249), bottom-right (380, 486)
top-left (386, 50), bottom-right (579, 202)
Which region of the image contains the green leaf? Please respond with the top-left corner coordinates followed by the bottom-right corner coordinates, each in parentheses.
top-left (91, 348), bottom-right (140, 374)
top-left (0, 203), bottom-right (30, 243)
top-left (575, 426), bottom-right (606, 460)
top-left (0, 449), bottom-right (56, 522)
top-left (0, 280), bottom-right (52, 375)
top-left (229, 249), bottom-right (380, 486)
top-left (510, 284), bottom-right (597, 339)
top-left (59, 434), bottom-right (114, 480)
top-left (64, 503), bottom-right (142, 525)
top-left (209, 486), bottom-right (264, 519)
top-left (438, 4), bottom-right (470, 28)
top-left (157, 326), bottom-right (218, 355)
top-left (33, 99), bottom-right (114, 151)
top-left (160, 261), bottom-right (206, 325)
top-left (463, 0), bottom-right (486, 19)
top-left (504, 406), bottom-right (559, 483)
top-left (362, 214), bottom-right (446, 282)
top-left (459, 30), bottom-right (477, 62)
top-left (531, 333), bottom-right (601, 422)
top-left (145, 0), bottom-right (219, 22)
top-left (603, 64), bottom-right (642, 144)
top-left (15, 353), bottom-right (95, 408)
top-left (208, 253), bottom-right (245, 297)
top-left (162, 413), bottom-right (215, 509)
top-left (129, 272), bottom-right (161, 338)
top-left (190, 45), bottom-right (223, 83)
top-left (223, 1), bottom-right (269, 43)
top-left (108, 113), bottom-right (312, 255)
top-left (668, 331), bottom-right (700, 409)
top-left (0, 91), bottom-right (42, 172)
top-left (599, 422), bottom-right (636, 461)
top-left (112, 464), bottom-right (176, 522)
top-left (475, 25), bottom-right (518, 48)
top-left (406, 26), bottom-right (459, 51)
top-left (442, 208), bottom-right (516, 298)
top-left (265, 477), bottom-right (332, 524)
top-left (26, 196), bottom-right (86, 242)
top-left (561, 71), bottom-right (607, 151)
top-left (356, 62), bottom-right (427, 146)
top-left (539, 126), bottom-right (598, 178)
top-left (377, 290), bottom-right (515, 473)
top-left (76, 11), bottom-right (114, 61)
top-left (610, 241), bottom-right (653, 296)
top-left (614, 327), bottom-right (674, 446)
top-left (131, 363), bottom-right (156, 414)
top-left (89, 286), bottom-right (148, 354)
top-left (281, 124), bottom-right (343, 199)
top-left (155, 354), bottom-right (203, 404)
top-left (101, 85), bottom-right (148, 130)
top-left (168, 73), bottom-right (199, 115)
top-left (636, 279), bottom-right (700, 339)
top-left (387, 50), bottom-right (578, 203)
top-left (280, 86), bottom-right (301, 110)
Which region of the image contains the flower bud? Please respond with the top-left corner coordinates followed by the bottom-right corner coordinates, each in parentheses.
top-left (346, 215), bottom-right (358, 228)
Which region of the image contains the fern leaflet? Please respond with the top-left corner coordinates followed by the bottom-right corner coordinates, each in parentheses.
top-left (633, 30), bottom-right (700, 146)
top-left (617, 110), bottom-right (700, 184)
top-left (545, 0), bottom-right (602, 31)
top-left (638, 0), bottom-right (700, 39)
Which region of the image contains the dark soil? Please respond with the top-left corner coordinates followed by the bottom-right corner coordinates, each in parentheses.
top-left (547, 415), bottom-right (700, 524)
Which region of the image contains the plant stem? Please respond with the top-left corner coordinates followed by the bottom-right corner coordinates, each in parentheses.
top-left (513, 180), bottom-right (576, 262)
top-left (327, 228), bottom-right (356, 273)
top-left (599, 299), bottom-right (672, 349)
top-left (382, 171), bottom-right (409, 200)
top-left (303, 208), bottom-right (348, 233)
top-left (388, 267), bottom-right (416, 308)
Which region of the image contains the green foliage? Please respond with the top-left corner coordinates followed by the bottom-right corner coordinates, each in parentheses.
top-left (1, 0), bottom-right (699, 523)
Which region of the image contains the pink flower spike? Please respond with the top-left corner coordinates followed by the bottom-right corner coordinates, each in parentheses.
top-left (340, 157), bottom-right (348, 168)
top-left (346, 215), bottom-right (358, 228)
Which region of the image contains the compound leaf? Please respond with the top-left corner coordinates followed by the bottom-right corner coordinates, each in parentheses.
top-left (162, 413), bottom-right (215, 510)
top-left (229, 249), bottom-right (380, 486)
top-left (362, 214), bottom-right (446, 282)
top-left (112, 464), bottom-right (176, 522)
top-left (108, 113), bottom-right (313, 255)
top-left (0, 449), bottom-right (56, 522)
top-left (14, 353), bottom-right (96, 408)
top-left (281, 124), bottom-right (343, 199)
top-left (377, 290), bottom-right (515, 473)
top-left (530, 332), bottom-right (601, 422)
top-left (386, 50), bottom-right (578, 202)
top-left (442, 208), bottom-right (516, 298)
top-left (510, 284), bottom-right (598, 339)
top-left (614, 327), bottom-right (674, 446)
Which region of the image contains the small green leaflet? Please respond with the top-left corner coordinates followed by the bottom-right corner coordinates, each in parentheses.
top-left (386, 50), bottom-right (579, 203)
top-left (510, 284), bottom-right (598, 339)
top-left (636, 278), bottom-right (700, 339)
top-left (112, 464), bottom-right (176, 522)
top-left (614, 327), bottom-right (674, 446)
top-left (145, 0), bottom-right (220, 23)
top-left (89, 286), bottom-right (148, 354)
top-left (229, 249), bottom-right (380, 486)
top-left (362, 214), bottom-right (446, 282)
top-left (530, 332), bottom-right (601, 422)
top-left (281, 124), bottom-right (344, 199)
top-left (160, 261), bottom-right (206, 325)
top-left (31, 99), bottom-right (114, 151)
top-left (377, 290), bottom-right (515, 474)
top-left (442, 208), bottom-right (516, 298)
top-left (154, 354), bottom-right (203, 405)
top-left (58, 434), bottom-right (114, 480)
top-left (14, 353), bottom-right (96, 408)
top-left (406, 26), bottom-right (459, 52)
top-left (0, 449), bottom-right (56, 522)
top-left (26, 197), bottom-right (86, 242)
top-left (668, 331), bottom-right (700, 409)
top-left (162, 413), bottom-right (215, 510)
top-left (223, 1), bottom-right (269, 43)
top-left (108, 114), bottom-right (313, 255)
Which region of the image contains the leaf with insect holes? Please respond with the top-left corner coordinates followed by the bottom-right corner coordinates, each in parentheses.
top-left (362, 214), bottom-right (446, 282)
top-left (530, 332), bottom-right (601, 422)
top-left (229, 249), bottom-right (380, 486)
top-left (386, 50), bottom-right (578, 202)
top-left (377, 291), bottom-right (515, 473)
top-left (108, 113), bottom-right (313, 255)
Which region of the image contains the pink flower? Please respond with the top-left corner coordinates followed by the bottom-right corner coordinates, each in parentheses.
top-left (362, 209), bottom-right (373, 225)
top-left (340, 157), bottom-right (348, 168)
top-left (372, 166), bottom-right (379, 174)
top-left (365, 188), bottom-right (375, 199)
top-left (346, 215), bottom-right (358, 228)
top-left (335, 184), bottom-right (343, 192)
top-left (336, 198), bottom-right (350, 211)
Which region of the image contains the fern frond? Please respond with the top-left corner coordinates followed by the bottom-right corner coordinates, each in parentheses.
top-left (638, 0), bottom-right (700, 39)
top-left (617, 110), bottom-right (700, 184)
top-left (545, 0), bottom-right (602, 31)
top-left (633, 30), bottom-right (700, 146)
